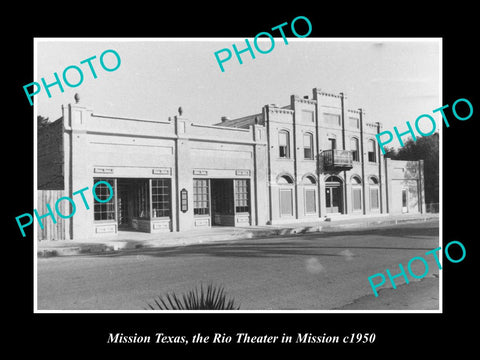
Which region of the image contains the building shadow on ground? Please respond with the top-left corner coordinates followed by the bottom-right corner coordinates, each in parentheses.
top-left (96, 224), bottom-right (439, 259)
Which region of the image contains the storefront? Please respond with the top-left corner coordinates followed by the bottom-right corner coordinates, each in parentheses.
top-left (91, 178), bottom-right (173, 233)
top-left (193, 178), bottom-right (251, 228)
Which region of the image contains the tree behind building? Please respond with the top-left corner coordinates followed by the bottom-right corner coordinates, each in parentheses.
top-left (385, 133), bottom-right (439, 209)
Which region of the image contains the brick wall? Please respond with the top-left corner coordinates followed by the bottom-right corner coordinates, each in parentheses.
top-left (38, 117), bottom-right (64, 190)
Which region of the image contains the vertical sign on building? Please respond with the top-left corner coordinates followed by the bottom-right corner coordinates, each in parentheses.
top-left (180, 188), bottom-right (188, 213)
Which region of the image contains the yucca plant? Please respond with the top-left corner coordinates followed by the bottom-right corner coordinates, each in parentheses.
top-left (145, 283), bottom-right (240, 310)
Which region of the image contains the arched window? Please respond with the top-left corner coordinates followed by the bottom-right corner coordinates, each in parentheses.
top-left (303, 133), bottom-right (314, 159)
top-left (350, 137), bottom-right (360, 162)
top-left (277, 174), bottom-right (294, 185)
top-left (278, 174), bottom-right (294, 217)
top-left (302, 175), bottom-right (317, 185)
top-left (369, 176), bottom-right (380, 210)
top-left (368, 139), bottom-right (377, 162)
top-left (368, 176), bottom-right (379, 185)
top-left (278, 130), bottom-right (290, 158)
top-left (351, 175), bottom-right (362, 211)
top-left (302, 175), bottom-right (317, 215)
top-left (325, 175), bottom-right (342, 184)
top-left (351, 175), bottom-right (362, 185)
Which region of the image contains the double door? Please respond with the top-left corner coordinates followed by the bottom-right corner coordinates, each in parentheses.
top-left (325, 185), bottom-right (343, 214)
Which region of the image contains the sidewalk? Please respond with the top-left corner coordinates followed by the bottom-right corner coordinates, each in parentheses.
top-left (37, 213), bottom-right (439, 257)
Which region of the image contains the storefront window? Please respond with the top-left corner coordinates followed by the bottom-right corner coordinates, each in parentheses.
top-left (134, 179), bottom-right (149, 219)
top-left (152, 179), bottom-right (171, 217)
top-left (234, 179), bottom-right (249, 213)
top-left (194, 179), bottom-right (210, 215)
top-left (93, 178), bottom-right (116, 221)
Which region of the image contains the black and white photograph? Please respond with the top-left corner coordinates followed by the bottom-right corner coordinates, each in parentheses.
top-left (7, 7), bottom-right (477, 355)
top-left (33, 38), bottom-right (441, 312)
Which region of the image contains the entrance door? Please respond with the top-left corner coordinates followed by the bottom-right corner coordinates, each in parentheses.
top-left (325, 175), bottom-right (343, 214)
top-left (116, 178), bottom-right (151, 231)
top-left (326, 186), bottom-right (343, 213)
top-left (402, 189), bottom-right (408, 213)
top-left (211, 179), bottom-right (234, 226)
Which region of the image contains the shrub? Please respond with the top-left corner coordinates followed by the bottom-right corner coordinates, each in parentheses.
top-left (145, 283), bottom-right (240, 310)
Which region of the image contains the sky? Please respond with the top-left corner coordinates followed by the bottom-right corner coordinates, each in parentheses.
top-left (35, 38), bottom-right (441, 135)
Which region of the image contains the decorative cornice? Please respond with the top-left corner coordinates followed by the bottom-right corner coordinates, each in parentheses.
top-left (366, 122), bottom-right (382, 129)
top-left (92, 113), bottom-right (171, 124)
top-left (316, 91), bottom-right (342, 98)
top-left (268, 107), bottom-right (294, 114)
top-left (193, 122), bottom-right (251, 133)
top-left (292, 95), bottom-right (317, 105)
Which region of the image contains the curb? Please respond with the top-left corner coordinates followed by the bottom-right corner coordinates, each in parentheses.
top-left (37, 215), bottom-right (438, 258)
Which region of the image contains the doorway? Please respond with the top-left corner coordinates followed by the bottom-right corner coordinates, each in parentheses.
top-left (325, 176), bottom-right (343, 214)
top-left (211, 179), bottom-right (234, 226)
top-left (116, 178), bottom-right (150, 231)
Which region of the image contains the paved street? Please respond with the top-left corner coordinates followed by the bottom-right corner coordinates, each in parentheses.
top-left (37, 220), bottom-right (440, 311)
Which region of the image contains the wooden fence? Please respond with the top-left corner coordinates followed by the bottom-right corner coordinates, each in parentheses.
top-left (37, 190), bottom-right (70, 241)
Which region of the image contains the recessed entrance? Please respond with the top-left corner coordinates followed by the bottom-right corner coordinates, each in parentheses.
top-left (106, 178), bottom-right (172, 233)
top-left (193, 178), bottom-right (251, 227)
top-left (211, 179), bottom-right (234, 226)
top-left (116, 179), bottom-right (149, 230)
top-left (325, 175), bottom-right (343, 214)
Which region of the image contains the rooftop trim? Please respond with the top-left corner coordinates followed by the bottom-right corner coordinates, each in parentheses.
top-left (268, 106), bottom-right (294, 114)
top-left (292, 95), bottom-right (317, 105)
top-left (365, 122), bottom-right (382, 128)
top-left (192, 122), bottom-right (252, 132)
top-left (316, 91), bottom-right (342, 98)
top-left (92, 113), bottom-right (172, 124)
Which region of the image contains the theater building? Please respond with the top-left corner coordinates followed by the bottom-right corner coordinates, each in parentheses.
top-left (37, 88), bottom-right (425, 240)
